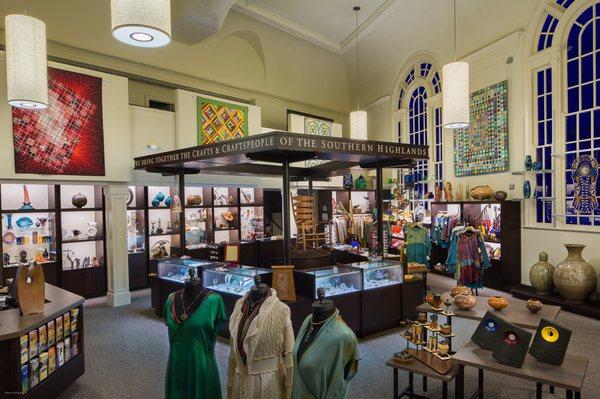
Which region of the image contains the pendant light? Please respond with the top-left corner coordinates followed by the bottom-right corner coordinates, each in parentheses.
top-left (442, 0), bottom-right (469, 128)
top-left (111, 0), bottom-right (171, 48)
top-left (350, 6), bottom-right (368, 140)
top-left (5, 0), bottom-right (48, 109)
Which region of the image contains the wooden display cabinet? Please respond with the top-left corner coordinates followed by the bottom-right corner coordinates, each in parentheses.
top-left (127, 186), bottom-right (148, 290)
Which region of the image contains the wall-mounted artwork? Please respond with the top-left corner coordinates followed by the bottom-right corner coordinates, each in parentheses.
top-left (197, 97), bottom-right (248, 145)
top-left (454, 80), bottom-right (509, 177)
top-left (304, 117), bottom-right (333, 168)
top-left (12, 67), bottom-right (105, 175)
top-left (571, 154), bottom-right (598, 214)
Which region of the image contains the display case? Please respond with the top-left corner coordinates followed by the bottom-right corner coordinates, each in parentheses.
top-left (0, 184), bottom-right (59, 286)
top-left (127, 186), bottom-right (148, 290)
top-left (157, 259), bottom-right (215, 284)
top-left (203, 264), bottom-right (272, 297)
top-left (350, 259), bottom-right (404, 290)
top-left (148, 186), bottom-right (181, 261)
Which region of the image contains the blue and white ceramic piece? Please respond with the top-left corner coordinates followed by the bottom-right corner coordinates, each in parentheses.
top-left (523, 180), bottom-right (531, 199)
top-left (532, 161), bottom-right (543, 171)
top-left (572, 155), bottom-right (599, 214)
top-left (16, 217), bottom-right (34, 229)
top-left (525, 155), bottom-right (533, 171)
top-left (343, 173), bottom-right (353, 190)
top-left (155, 192), bottom-right (166, 202)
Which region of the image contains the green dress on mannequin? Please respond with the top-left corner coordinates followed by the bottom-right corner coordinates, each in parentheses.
top-left (164, 291), bottom-right (227, 399)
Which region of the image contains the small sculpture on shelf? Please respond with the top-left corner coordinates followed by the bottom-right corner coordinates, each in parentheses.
top-left (20, 185), bottom-right (34, 210)
top-left (3, 253), bottom-right (11, 266)
top-left (92, 257), bottom-right (100, 267)
top-left (71, 192), bottom-right (88, 208)
top-left (156, 218), bottom-right (164, 234)
top-left (443, 298), bottom-right (453, 314)
top-left (426, 292), bottom-right (442, 310)
top-left (75, 258), bottom-right (81, 269)
top-left (150, 222), bottom-right (156, 235)
top-left (444, 182), bottom-right (453, 202)
top-left (343, 173), bottom-right (353, 189)
top-left (87, 221), bottom-right (98, 238)
top-left (470, 185), bottom-right (494, 200)
top-left (525, 155), bottom-right (533, 171)
top-left (456, 184), bottom-right (463, 201)
top-left (18, 250), bottom-right (28, 264)
top-left (82, 257), bottom-right (90, 268)
top-left (429, 314), bottom-right (439, 330)
top-left (186, 194), bottom-right (203, 206)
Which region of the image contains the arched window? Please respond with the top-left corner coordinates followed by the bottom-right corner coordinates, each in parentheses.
top-left (564, 2), bottom-right (600, 225)
top-left (408, 86), bottom-right (429, 200)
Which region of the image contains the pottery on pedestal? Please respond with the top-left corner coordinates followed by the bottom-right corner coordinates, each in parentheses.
top-left (529, 251), bottom-right (554, 295)
top-left (488, 296), bottom-right (508, 311)
top-left (426, 293), bottom-right (442, 309)
top-left (454, 293), bottom-right (476, 310)
top-left (450, 285), bottom-right (471, 298)
top-left (553, 244), bottom-right (597, 303)
top-left (526, 299), bottom-right (543, 313)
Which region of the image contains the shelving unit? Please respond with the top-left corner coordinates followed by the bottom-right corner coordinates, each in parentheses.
top-left (127, 186), bottom-right (148, 290)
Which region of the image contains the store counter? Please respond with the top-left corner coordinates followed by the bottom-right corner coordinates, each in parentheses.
top-left (0, 283), bottom-right (84, 398)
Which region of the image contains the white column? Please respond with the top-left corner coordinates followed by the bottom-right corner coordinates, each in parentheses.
top-left (104, 185), bottom-right (131, 307)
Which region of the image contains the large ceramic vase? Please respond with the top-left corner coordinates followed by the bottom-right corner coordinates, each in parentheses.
top-left (529, 252), bottom-right (554, 295)
top-left (553, 244), bottom-right (597, 303)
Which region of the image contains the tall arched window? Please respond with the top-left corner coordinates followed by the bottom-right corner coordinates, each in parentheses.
top-left (564, 2), bottom-right (600, 225)
top-left (409, 86), bottom-right (429, 199)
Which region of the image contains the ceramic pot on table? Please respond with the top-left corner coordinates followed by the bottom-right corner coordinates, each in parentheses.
top-left (454, 293), bottom-right (476, 310)
top-left (488, 296), bottom-right (508, 311)
top-left (526, 299), bottom-right (543, 313)
top-left (450, 285), bottom-right (471, 298)
top-left (529, 251), bottom-right (554, 295)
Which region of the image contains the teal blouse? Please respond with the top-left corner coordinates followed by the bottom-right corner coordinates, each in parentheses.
top-left (292, 310), bottom-right (360, 399)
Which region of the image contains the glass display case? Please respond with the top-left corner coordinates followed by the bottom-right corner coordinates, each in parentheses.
top-left (349, 260), bottom-right (403, 290)
top-left (203, 264), bottom-right (271, 296)
top-left (157, 259), bottom-right (215, 284)
top-left (299, 265), bottom-right (363, 298)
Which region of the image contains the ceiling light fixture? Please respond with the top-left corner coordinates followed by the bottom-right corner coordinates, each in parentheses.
top-left (111, 0), bottom-right (171, 48)
top-left (350, 6), bottom-right (368, 140)
top-left (5, 0), bottom-right (48, 109)
top-left (442, 0), bottom-right (469, 129)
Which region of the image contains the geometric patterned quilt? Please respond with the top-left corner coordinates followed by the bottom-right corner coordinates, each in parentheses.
top-left (197, 97), bottom-right (248, 145)
top-left (454, 80), bottom-right (509, 177)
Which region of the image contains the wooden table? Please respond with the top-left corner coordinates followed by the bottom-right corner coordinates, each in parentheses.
top-left (387, 357), bottom-right (459, 399)
top-left (453, 342), bottom-right (588, 399)
top-left (416, 292), bottom-right (561, 329)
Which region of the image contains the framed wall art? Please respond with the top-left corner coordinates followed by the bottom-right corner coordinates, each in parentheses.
top-left (197, 97), bottom-right (248, 145)
top-left (12, 67), bottom-right (105, 176)
top-left (454, 80), bottom-right (509, 177)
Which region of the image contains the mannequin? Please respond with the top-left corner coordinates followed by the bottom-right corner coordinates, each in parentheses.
top-left (227, 275), bottom-right (294, 399)
top-left (164, 266), bottom-right (227, 399)
top-left (292, 289), bottom-right (360, 399)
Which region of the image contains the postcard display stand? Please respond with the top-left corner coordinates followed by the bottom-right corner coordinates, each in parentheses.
top-left (127, 186), bottom-right (148, 290)
top-left (429, 201), bottom-right (521, 290)
top-left (0, 284), bottom-right (84, 399)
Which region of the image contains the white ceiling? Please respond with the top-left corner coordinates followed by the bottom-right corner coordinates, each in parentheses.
top-left (234, 0), bottom-right (397, 54)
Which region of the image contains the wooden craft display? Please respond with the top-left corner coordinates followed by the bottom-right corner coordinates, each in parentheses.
top-left (272, 265), bottom-right (296, 302)
top-left (14, 263), bottom-right (46, 315)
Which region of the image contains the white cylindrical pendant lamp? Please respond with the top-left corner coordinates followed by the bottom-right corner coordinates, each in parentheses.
top-left (111, 0), bottom-right (171, 48)
top-left (350, 110), bottom-right (368, 140)
top-left (442, 61), bottom-right (470, 128)
top-left (5, 14), bottom-right (48, 109)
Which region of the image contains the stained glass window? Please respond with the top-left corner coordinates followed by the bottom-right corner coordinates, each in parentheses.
top-left (535, 67), bottom-right (554, 223)
top-left (434, 107), bottom-right (443, 185)
top-left (537, 13), bottom-right (559, 52)
top-left (409, 86), bottom-right (429, 202)
top-left (564, 3), bottom-right (600, 226)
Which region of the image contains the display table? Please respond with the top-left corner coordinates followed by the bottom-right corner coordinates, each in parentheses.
top-left (453, 342), bottom-right (588, 399)
top-left (416, 292), bottom-right (561, 329)
top-left (510, 284), bottom-right (600, 320)
top-left (0, 283), bottom-right (85, 398)
top-left (387, 357), bottom-right (458, 399)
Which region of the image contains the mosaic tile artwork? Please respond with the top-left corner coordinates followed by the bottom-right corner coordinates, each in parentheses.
top-left (12, 68), bottom-right (105, 175)
top-left (197, 97), bottom-right (248, 145)
top-left (304, 117), bottom-right (332, 168)
top-left (454, 80), bottom-right (509, 177)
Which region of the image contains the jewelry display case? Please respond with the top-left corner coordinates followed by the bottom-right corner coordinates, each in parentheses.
top-left (350, 259), bottom-right (404, 290)
top-left (157, 259), bottom-right (215, 284)
top-left (203, 264), bottom-right (272, 297)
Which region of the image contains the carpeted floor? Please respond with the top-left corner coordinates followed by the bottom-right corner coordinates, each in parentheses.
top-left (60, 274), bottom-right (599, 398)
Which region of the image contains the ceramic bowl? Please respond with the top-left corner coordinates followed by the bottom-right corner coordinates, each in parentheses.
top-left (488, 296), bottom-right (508, 311)
top-left (450, 285), bottom-right (471, 298)
top-left (454, 294), bottom-right (476, 310)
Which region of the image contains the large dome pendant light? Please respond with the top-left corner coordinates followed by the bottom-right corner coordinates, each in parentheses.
top-left (350, 6), bottom-right (368, 140)
top-left (5, 0), bottom-right (48, 109)
top-left (442, 0), bottom-right (469, 128)
top-left (111, 0), bottom-right (171, 48)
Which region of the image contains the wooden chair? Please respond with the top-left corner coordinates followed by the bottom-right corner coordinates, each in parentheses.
top-left (292, 195), bottom-right (328, 251)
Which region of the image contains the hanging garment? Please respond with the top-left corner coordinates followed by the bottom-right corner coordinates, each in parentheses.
top-left (446, 228), bottom-right (491, 289)
top-left (404, 225), bottom-right (432, 265)
top-left (164, 292), bottom-right (227, 399)
top-left (292, 310), bottom-right (360, 399)
top-left (228, 289), bottom-right (294, 399)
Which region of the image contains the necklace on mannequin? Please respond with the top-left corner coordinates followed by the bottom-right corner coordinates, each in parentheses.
top-left (178, 289), bottom-right (206, 321)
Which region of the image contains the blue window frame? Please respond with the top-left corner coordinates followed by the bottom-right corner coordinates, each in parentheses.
top-left (420, 63), bottom-right (432, 78)
top-left (432, 72), bottom-right (441, 94)
top-left (556, 0), bottom-right (575, 9)
top-left (538, 13), bottom-right (559, 52)
top-left (535, 68), bottom-right (554, 224)
top-left (405, 69), bottom-right (415, 85)
top-left (564, 4), bottom-right (600, 226)
top-left (434, 107), bottom-right (443, 185)
top-left (397, 89), bottom-right (405, 110)
top-left (409, 86), bottom-right (429, 201)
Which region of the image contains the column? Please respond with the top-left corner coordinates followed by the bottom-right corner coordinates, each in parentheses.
top-left (104, 184), bottom-right (131, 307)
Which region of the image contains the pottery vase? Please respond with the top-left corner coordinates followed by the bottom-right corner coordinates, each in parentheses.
top-left (553, 244), bottom-right (597, 303)
top-left (454, 293), bottom-right (476, 310)
top-left (470, 185), bottom-right (494, 200)
top-left (444, 182), bottom-right (453, 202)
top-left (488, 296), bottom-right (508, 311)
top-left (437, 341), bottom-right (450, 355)
top-left (525, 155), bottom-right (533, 171)
top-left (450, 284), bottom-right (471, 298)
top-left (494, 191), bottom-right (508, 201)
top-left (529, 251), bottom-right (554, 295)
top-left (526, 299), bottom-right (543, 313)
top-left (523, 180), bottom-right (531, 199)
top-left (71, 193), bottom-right (88, 208)
top-left (426, 293), bottom-right (442, 309)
